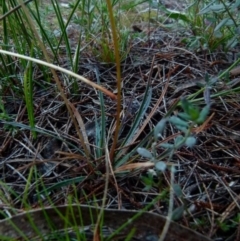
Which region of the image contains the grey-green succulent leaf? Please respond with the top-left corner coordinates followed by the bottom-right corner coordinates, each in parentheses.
top-left (196, 104), bottom-right (210, 124)
top-left (160, 143), bottom-right (174, 149)
top-left (175, 124), bottom-right (188, 133)
top-left (169, 165), bottom-right (177, 173)
top-left (174, 135), bottom-right (184, 146)
top-left (155, 161), bottom-right (167, 172)
top-left (137, 147), bottom-right (153, 159)
top-left (169, 116), bottom-right (189, 127)
top-left (172, 184), bottom-right (183, 197)
top-left (154, 118), bottom-right (167, 141)
top-left (185, 136), bottom-right (197, 147)
top-left (172, 205), bottom-right (185, 221)
top-left (177, 112), bottom-right (191, 121)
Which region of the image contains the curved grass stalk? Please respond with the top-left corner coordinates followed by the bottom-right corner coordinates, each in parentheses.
top-left (106, 0), bottom-right (122, 162)
top-left (0, 50), bottom-right (117, 100)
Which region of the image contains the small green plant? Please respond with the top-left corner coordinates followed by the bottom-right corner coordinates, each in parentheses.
top-left (92, 28), bottom-right (130, 63)
top-left (217, 213), bottom-right (240, 232)
top-left (137, 98), bottom-right (210, 173)
top-left (191, 216), bottom-right (209, 230)
top-left (137, 98), bottom-right (210, 240)
top-left (137, 98), bottom-right (210, 210)
top-left (70, 0), bottom-right (130, 63)
top-left (159, 0), bottom-right (240, 51)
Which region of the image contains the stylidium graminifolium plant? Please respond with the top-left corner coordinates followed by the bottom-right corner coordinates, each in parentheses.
top-left (137, 98), bottom-right (210, 172)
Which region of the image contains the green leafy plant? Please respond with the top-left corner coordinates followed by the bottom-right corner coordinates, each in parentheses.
top-left (217, 213), bottom-right (240, 232)
top-left (159, 0), bottom-right (240, 51)
top-left (137, 98), bottom-right (210, 172)
top-left (137, 98), bottom-right (210, 240)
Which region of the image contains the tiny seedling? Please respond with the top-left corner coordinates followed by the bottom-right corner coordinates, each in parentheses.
top-left (137, 98), bottom-right (210, 240)
top-left (137, 98), bottom-right (210, 173)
